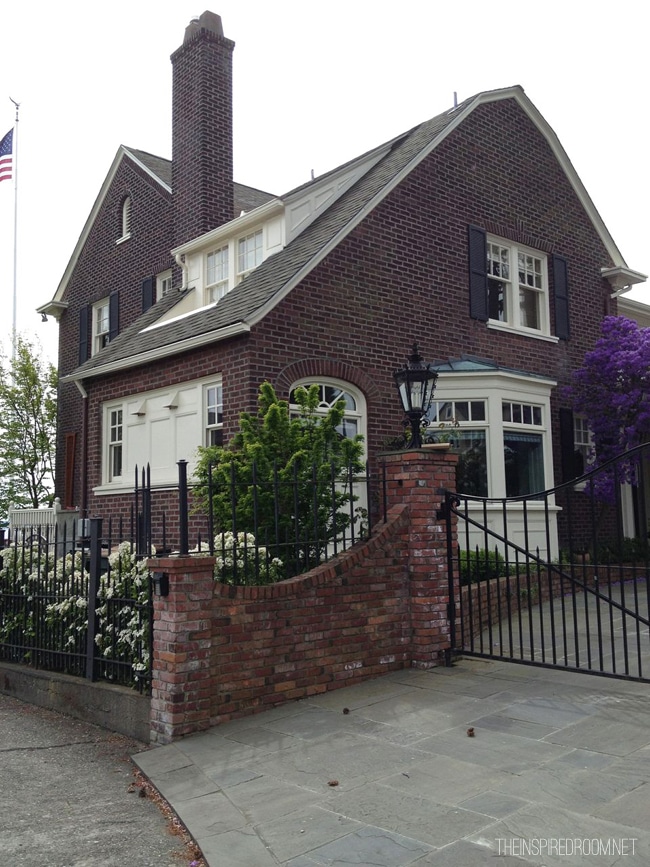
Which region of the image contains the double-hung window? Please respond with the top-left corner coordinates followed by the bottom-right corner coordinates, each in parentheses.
top-left (574, 414), bottom-right (593, 475)
top-left (487, 238), bottom-right (549, 335)
top-left (205, 384), bottom-right (223, 446)
top-left (108, 409), bottom-right (123, 480)
top-left (237, 230), bottom-right (263, 281)
top-left (206, 246), bottom-right (229, 302)
top-left (93, 299), bottom-right (110, 354)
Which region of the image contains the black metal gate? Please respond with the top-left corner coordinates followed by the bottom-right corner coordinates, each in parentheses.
top-left (446, 443), bottom-right (650, 682)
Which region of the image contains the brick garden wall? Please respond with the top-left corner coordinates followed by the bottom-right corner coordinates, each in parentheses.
top-left (209, 504), bottom-right (412, 726)
top-left (149, 449), bottom-right (459, 743)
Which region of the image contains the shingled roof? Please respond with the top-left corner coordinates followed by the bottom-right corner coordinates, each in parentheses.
top-left (64, 84), bottom-right (628, 382)
top-left (125, 147), bottom-right (275, 214)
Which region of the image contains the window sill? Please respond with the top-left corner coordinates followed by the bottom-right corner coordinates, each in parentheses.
top-left (487, 321), bottom-right (559, 344)
top-left (93, 479), bottom-right (178, 496)
top-left (116, 233), bottom-right (132, 246)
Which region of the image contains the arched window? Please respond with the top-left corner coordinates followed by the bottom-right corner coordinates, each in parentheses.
top-left (289, 379), bottom-right (366, 452)
top-left (119, 196), bottom-right (132, 242)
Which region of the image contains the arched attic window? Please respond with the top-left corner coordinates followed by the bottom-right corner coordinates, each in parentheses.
top-left (118, 196), bottom-right (132, 243)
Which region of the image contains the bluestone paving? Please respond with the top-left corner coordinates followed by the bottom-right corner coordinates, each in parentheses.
top-left (134, 658), bottom-right (650, 865)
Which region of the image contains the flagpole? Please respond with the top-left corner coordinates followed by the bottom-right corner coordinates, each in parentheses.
top-left (9, 98), bottom-right (19, 361)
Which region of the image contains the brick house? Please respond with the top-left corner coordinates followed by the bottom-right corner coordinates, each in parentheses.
top-left (39, 10), bottom-right (646, 554)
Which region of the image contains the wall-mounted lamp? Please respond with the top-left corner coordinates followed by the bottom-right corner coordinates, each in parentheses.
top-left (41, 313), bottom-right (48, 322)
top-left (152, 571), bottom-right (170, 597)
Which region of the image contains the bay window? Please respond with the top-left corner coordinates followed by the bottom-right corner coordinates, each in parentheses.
top-left (427, 367), bottom-right (555, 499)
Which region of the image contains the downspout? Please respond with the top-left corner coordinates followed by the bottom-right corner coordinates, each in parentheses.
top-left (74, 379), bottom-right (89, 515)
top-left (174, 251), bottom-right (189, 290)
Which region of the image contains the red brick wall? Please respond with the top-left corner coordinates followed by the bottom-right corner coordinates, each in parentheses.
top-left (55, 156), bottom-right (173, 508)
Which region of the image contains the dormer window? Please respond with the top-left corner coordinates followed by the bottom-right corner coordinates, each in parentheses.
top-left (206, 246), bottom-right (229, 302)
top-left (118, 196), bottom-right (132, 243)
top-left (237, 230), bottom-right (262, 280)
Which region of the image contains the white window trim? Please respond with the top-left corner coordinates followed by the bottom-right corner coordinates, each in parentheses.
top-left (108, 408), bottom-right (124, 482)
top-left (431, 371), bottom-right (556, 499)
top-left (156, 270), bottom-right (173, 302)
top-left (572, 414), bottom-right (595, 491)
top-left (204, 383), bottom-right (224, 446)
top-left (237, 229), bottom-right (263, 281)
top-left (432, 371), bottom-right (559, 560)
top-left (205, 246), bottom-right (230, 304)
top-left (92, 297), bottom-right (110, 356)
top-left (486, 235), bottom-right (553, 340)
top-left (203, 227), bottom-right (265, 305)
top-left (96, 375), bottom-right (222, 493)
top-left (487, 321), bottom-right (559, 344)
top-left (117, 197), bottom-right (132, 244)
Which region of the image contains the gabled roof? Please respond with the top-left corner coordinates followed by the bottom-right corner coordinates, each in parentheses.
top-left (64, 85), bottom-right (637, 382)
top-left (41, 146), bottom-right (274, 312)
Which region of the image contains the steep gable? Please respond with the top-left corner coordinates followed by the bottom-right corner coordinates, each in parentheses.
top-left (64, 85), bottom-right (636, 383)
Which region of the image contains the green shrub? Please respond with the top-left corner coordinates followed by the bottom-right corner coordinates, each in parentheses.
top-left (458, 548), bottom-right (509, 585)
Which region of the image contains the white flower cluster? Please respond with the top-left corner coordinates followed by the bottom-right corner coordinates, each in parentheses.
top-left (0, 538), bottom-right (150, 686)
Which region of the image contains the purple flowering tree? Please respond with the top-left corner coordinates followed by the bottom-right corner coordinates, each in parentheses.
top-left (568, 315), bottom-right (650, 498)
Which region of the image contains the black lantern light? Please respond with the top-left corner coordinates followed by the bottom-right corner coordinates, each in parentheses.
top-left (393, 343), bottom-right (438, 448)
top-left (152, 571), bottom-right (170, 597)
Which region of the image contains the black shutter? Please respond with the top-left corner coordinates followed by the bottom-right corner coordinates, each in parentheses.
top-left (559, 407), bottom-right (583, 481)
top-left (553, 254), bottom-right (570, 340)
top-left (142, 276), bottom-right (155, 313)
top-left (468, 225), bottom-right (488, 321)
top-left (78, 305), bottom-right (89, 365)
top-left (109, 291), bottom-right (119, 342)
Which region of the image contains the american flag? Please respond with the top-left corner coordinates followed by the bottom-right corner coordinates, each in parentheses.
top-left (0, 129), bottom-right (13, 183)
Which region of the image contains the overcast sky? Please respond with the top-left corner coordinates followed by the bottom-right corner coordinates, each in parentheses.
top-left (1, 0), bottom-right (648, 364)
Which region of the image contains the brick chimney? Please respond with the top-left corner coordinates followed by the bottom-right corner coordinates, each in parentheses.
top-left (171, 11), bottom-right (235, 247)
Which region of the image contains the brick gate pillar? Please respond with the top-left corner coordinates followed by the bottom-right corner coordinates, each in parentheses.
top-left (381, 448), bottom-right (458, 668)
top-left (147, 555), bottom-right (215, 744)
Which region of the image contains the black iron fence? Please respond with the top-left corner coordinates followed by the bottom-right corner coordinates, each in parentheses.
top-left (0, 516), bottom-right (152, 693)
top-left (155, 458), bottom-right (382, 584)
top-left (0, 458), bottom-right (383, 690)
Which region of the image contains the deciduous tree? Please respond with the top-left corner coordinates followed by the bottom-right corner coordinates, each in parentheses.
top-left (568, 315), bottom-right (650, 497)
top-left (0, 337), bottom-right (57, 516)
